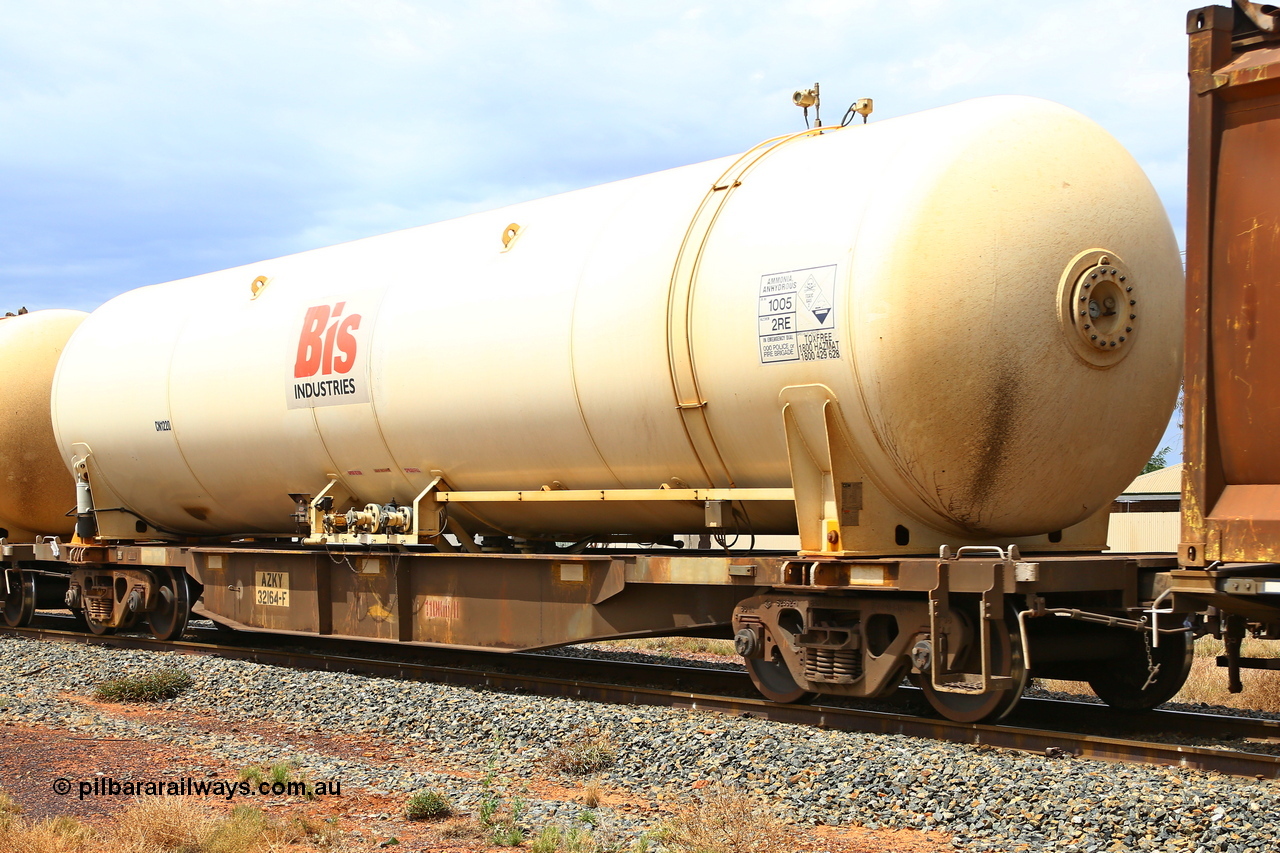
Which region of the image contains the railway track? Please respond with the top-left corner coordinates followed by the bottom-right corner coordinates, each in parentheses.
top-left (6, 618), bottom-right (1280, 781)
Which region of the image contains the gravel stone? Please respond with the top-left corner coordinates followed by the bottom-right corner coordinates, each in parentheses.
top-left (4, 633), bottom-right (1280, 851)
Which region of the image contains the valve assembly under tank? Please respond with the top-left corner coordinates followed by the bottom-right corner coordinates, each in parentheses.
top-left (43, 96), bottom-right (1182, 555)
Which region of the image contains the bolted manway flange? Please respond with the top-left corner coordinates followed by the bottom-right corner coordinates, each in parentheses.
top-left (1057, 249), bottom-right (1137, 368)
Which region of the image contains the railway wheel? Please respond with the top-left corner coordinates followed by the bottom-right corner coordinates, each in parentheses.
top-left (85, 612), bottom-right (116, 635)
top-left (746, 652), bottom-right (816, 704)
top-left (918, 623), bottom-right (1028, 723)
top-left (1087, 627), bottom-right (1193, 711)
top-left (148, 568), bottom-right (190, 641)
top-left (2, 571), bottom-right (36, 628)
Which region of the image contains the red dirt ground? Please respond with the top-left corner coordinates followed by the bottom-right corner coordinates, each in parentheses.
top-left (0, 704), bottom-right (952, 852)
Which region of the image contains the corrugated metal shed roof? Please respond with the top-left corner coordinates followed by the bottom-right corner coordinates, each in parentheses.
top-left (1123, 462), bottom-right (1183, 496)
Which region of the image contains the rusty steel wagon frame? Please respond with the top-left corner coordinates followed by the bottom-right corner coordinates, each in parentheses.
top-left (2, 528), bottom-right (1197, 724)
top-left (1166, 4), bottom-right (1280, 692)
top-left (1182, 5), bottom-right (1280, 567)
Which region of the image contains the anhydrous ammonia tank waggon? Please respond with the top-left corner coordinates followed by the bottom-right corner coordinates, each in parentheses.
top-left (3, 95), bottom-right (1196, 724)
top-left (49, 96), bottom-right (1182, 554)
top-left (0, 309), bottom-right (86, 542)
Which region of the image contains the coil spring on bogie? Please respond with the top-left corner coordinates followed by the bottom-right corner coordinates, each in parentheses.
top-left (85, 596), bottom-right (113, 621)
top-left (802, 647), bottom-right (862, 683)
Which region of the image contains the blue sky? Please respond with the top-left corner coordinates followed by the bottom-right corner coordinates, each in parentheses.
top-left (1, 0), bottom-right (1193, 457)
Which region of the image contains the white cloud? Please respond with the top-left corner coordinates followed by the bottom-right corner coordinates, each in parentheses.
top-left (0, 0), bottom-right (1196, 312)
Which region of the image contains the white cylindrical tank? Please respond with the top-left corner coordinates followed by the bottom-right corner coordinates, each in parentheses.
top-left (0, 309), bottom-right (86, 541)
top-left (50, 96), bottom-right (1182, 542)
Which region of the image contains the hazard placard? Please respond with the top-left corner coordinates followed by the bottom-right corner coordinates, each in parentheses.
top-left (757, 264), bottom-right (840, 364)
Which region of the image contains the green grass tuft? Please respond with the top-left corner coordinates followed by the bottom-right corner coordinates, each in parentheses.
top-left (93, 668), bottom-right (194, 703)
top-left (548, 728), bottom-right (617, 775)
top-left (405, 789), bottom-right (453, 821)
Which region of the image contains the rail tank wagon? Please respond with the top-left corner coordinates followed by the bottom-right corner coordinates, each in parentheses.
top-left (0, 309), bottom-right (85, 542)
top-left (0, 309), bottom-right (86, 628)
top-left (50, 96), bottom-right (1182, 552)
top-left (2, 95), bottom-right (1194, 722)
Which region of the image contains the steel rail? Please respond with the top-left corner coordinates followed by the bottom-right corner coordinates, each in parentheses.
top-left (5, 623), bottom-right (1280, 780)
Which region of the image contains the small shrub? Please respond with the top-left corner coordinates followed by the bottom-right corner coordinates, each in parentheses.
top-left (0, 788), bottom-right (22, 818)
top-left (286, 814), bottom-right (343, 848)
top-left (547, 728), bottom-right (617, 775)
top-left (478, 791), bottom-right (501, 826)
top-left (237, 765), bottom-right (265, 786)
top-left (531, 825), bottom-right (562, 853)
top-left (0, 795), bottom-right (340, 853)
top-left (94, 667), bottom-right (194, 703)
top-left (440, 817), bottom-right (488, 840)
top-left (405, 789), bottom-right (453, 821)
top-left (582, 777), bottom-right (603, 809)
top-left (664, 783), bottom-right (790, 853)
top-left (236, 761), bottom-right (313, 799)
top-left (491, 822), bottom-right (526, 847)
top-left (472, 790), bottom-right (526, 848)
top-left (113, 796), bottom-right (213, 850)
top-left (1, 814), bottom-right (96, 852)
top-left (560, 823), bottom-right (628, 853)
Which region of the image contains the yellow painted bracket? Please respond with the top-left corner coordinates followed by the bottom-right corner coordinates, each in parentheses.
top-left (436, 487), bottom-right (793, 503)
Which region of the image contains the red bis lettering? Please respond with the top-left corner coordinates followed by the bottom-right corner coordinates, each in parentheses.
top-left (294, 303), bottom-right (361, 378)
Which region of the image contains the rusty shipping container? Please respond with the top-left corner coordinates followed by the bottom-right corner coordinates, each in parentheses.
top-left (1183, 4), bottom-right (1280, 566)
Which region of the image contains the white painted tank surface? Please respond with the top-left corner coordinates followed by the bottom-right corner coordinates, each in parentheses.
top-left (50, 97), bottom-right (1183, 541)
top-left (0, 309), bottom-right (86, 541)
